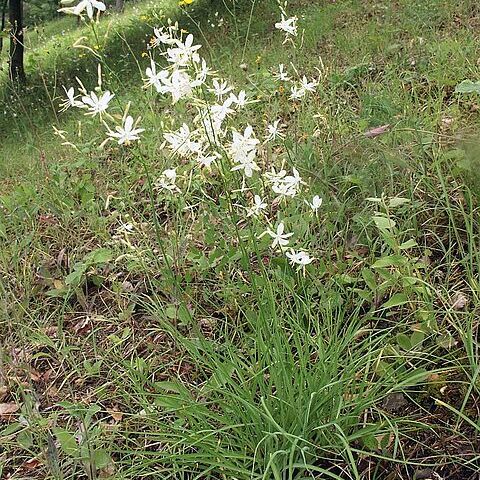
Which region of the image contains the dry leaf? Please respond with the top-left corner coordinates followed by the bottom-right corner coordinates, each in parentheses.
top-left (452, 292), bottom-right (468, 310)
top-left (107, 409), bottom-right (123, 422)
top-left (364, 124), bottom-right (390, 138)
top-left (0, 386), bottom-right (8, 400)
top-left (0, 402), bottom-right (20, 416)
top-left (22, 458), bottom-right (42, 470)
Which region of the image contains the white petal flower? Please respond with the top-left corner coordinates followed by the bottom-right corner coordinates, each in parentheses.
top-left (231, 150), bottom-right (260, 178)
top-left (246, 195), bottom-right (267, 217)
top-left (150, 26), bottom-right (176, 48)
top-left (290, 85), bottom-right (306, 100)
top-left (300, 76), bottom-right (318, 93)
top-left (166, 33), bottom-right (201, 67)
top-left (264, 221), bottom-right (293, 249)
top-left (210, 79), bottom-right (233, 100)
top-left (144, 61), bottom-right (170, 92)
top-left (229, 90), bottom-right (248, 107)
top-left (264, 120), bottom-right (285, 143)
top-left (305, 195), bottom-right (322, 212)
top-left (162, 70), bottom-right (201, 103)
top-left (155, 168), bottom-right (180, 193)
top-left (164, 123), bottom-right (202, 157)
top-left (274, 64), bottom-right (290, 82)
top-left (107, 116), bottom-right (145, 145)
top-left (285, 249), bottom-right (314, 268)
top-left (59, 0), bottom-right (106, 19)
top-left (60, 86), bottom-right (82, 111)
top-left (275, 14), bottom-right (298, 42)
top-left (80, 90), bottom-right (114, 116)
top-left (229, 125), bottom-right (260, 164)
top-left (196, 151), bottom-right (219, 168)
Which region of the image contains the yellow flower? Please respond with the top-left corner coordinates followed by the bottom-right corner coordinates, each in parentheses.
top-left (179, 0), bottom-right (193, 5)
top-left (141, 52), bottom-right (148, 58)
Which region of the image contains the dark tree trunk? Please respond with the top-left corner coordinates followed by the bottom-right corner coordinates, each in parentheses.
top-left (8, 0), bottom-right (25, 83)
top-left (115, 0), bottom-right (124, 12)
top-left (0, 0), bottom-right (7, 54)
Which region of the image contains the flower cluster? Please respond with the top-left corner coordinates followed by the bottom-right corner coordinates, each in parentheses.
top-left (59, 4), bottom-right (322, 272)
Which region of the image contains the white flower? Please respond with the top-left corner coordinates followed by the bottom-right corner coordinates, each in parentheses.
top-left (196, 58), bottom-right (213, 83)
top-left (264, 222), bottom-right (293, 249)
top-left (59, 0), bottom-right (106, 19)
top-left (230, 90), bottom-right (247, 107)
top-left (155, 168), bottom-right (180, 193)
top-left (210, 97), bottom-right (235, 124)
top-left (210, 79), bottom-right (233, 100)
top-left (275, 15), bottom-right (298, 41)
top-left (231, 150), bottom-right (260, 178)
top-left (145, 60), bottom-right (170, 92)
top-left (246, 195), bottom-right (267, 217)
top-left (150, 27), bottom-right (176, 48)
top-left (166, 33), bottom-right (201, 67)
top-left (107, 116), bottom-right (145, 145)
top-left (274, 64), bottom-right (290, 82)
top-left (286, 249), bottom-right (313, 268)
top-left (290, 85), bottom-right (306, 100)
top-left (81, 90), bottom-right (114, 116)
top-left (196, 151), bottom-right (219, 168)
top-left (264, 120), bottom-right (285, 143)
top-left (164, 123), bottom-right (202, 157)
top-left (300, 76), bottom-right (318, 93)
top-left (264, 167), bottom-right (287, 185)
top-left (229, 125), bottom-right (260, 163)
top-left (164, 69), bottom-right (200, 103)
top-left (290, 77), bottom-right (317, 100)
top-left (117, 222), bottom-right (134, 233)
top-left (267, 167), bottom-right (305, 199)
top-left (60, 86), bottom-right (82, 111)
top-left (305, 195), bottom-right (322, 212)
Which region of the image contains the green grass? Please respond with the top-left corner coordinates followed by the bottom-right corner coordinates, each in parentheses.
top-left (1, 0), bottom-right (480, 478)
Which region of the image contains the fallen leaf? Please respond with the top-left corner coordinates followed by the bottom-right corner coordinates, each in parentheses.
top-left (0, 386), bottom-right (8, 400)
top-left (0, 402), bottom-right (20, 416)
top-left (22, 458), bottom-right (42, 470)
top-left (451, 292), bottom-right (468, 310)
top-left (107, 409), bottom-right (123, 422)
top-left (73, 316), bottom-right (91, 335)
top-left (364, 124), bottom-right (390, 138)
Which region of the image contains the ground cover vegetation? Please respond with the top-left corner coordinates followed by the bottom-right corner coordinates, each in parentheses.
top-left (1, 0), bottom-right (480, 478)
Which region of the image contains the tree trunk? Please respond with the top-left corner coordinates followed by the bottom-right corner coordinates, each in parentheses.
top-left (115, 0), bottom-right (124, 12)
top-left (0, 0), bottom-right (7, 55)
top-left (8, 0), bottom-right (25, 83)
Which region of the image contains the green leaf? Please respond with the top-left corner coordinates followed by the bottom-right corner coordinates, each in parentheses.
top-left (65, 267), bottom-right (86, 287)
top-left (455, 80), bottom-right (480, 94)
top-left (361, 268), bottom-right (376, 291)
top-left (383, 293), bottom-right (408, 309)
top-left (53, 428), bottom-right (78, 456)
top-left (401, 368), bottom-right (428, 386)
top-left (91, 449), bottom-right (112, 470)
top-left (410, 331), bottom-right (424, 348)
top-left (372, 255), bottom-right (406, 268)
top-left (177, 304), bottom-right (191, 325)
top-left (388, 197), bottom-right (410, 208)
top-left (85, 248), bottom-right (113, 265)
top-left (396, 333), bottom-right (411, 350)
top-left (372, 215), bottom-right (396, 231)
top-left (165, 306), bottom-right (177, 319)
top-left (399, 239), bottom-right (418, 250)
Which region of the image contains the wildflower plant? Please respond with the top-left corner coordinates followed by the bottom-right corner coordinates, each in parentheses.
top-left (57, 1), bottom-right (322, 276)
